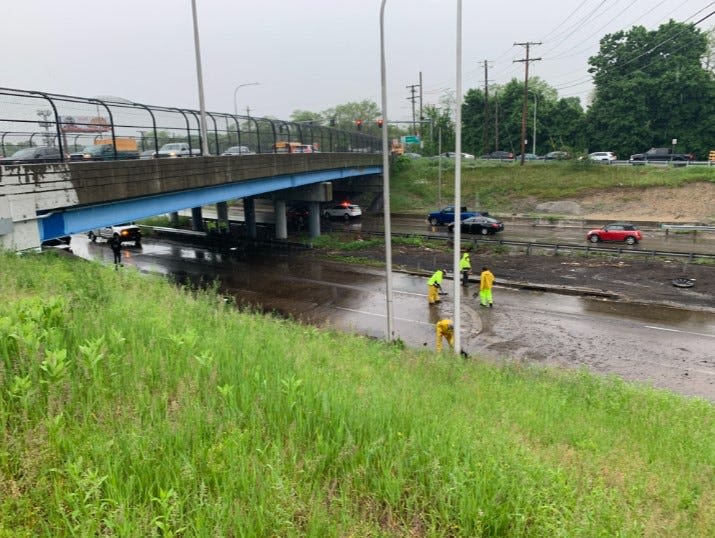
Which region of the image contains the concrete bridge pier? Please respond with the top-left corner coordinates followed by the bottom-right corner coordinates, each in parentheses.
top-left (216, 201), bottom-right (229, 232)
top-left (244, 197), bottom-right (257, 239)
top-left (308, 201), bottom-right (321, 238)
top-left (169, 212), bottom-right (180, 226)
top-left (274, 200), bottom-right (287, 240)
top-left (191, 207), bottom-right (204, 232)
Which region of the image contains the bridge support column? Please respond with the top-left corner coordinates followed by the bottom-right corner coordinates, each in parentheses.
top-left (274, 200), bottom-right (287, 240)
top-left (191, 207), bottom-right (204, 232)
top-left (308, 201), bottom-right (321, 238)
top-left (216, 201), bottom-right (229, 232)
top-left (244, 197), bottom-right (257, 239)
top-left (169, 211), bottom-right (180, 226)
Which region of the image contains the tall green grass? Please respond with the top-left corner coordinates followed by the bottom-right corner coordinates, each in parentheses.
top-left (391, 158), bottom-right (715, 214)
top-left (1, 250), bottom-right (713, 536)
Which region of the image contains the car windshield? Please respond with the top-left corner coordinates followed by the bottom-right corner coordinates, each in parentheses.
top-left (163, 144), bottom-right (183, 150)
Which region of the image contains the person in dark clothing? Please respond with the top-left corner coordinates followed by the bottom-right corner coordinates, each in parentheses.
top-left (108, 235), bottom-right (122, 268)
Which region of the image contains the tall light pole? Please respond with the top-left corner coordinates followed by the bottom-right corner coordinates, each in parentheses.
top-left (234, 82), bottom-right (260, 116)
top-left (453, 0), bottom-right (463, 354)
top-left (379, 0), bottom-right (395, 341)
top-left (190, 0), bottom-right (209, 156)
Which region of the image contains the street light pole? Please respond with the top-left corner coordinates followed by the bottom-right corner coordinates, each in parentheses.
top-left (190, 0), bottom-right (209, 156)
top-left (379, 0), bottom-right (395, 341)
top-left (233, 82), bottom-right (260, 116)
top-left (453, 0), bottom-right (462, 354)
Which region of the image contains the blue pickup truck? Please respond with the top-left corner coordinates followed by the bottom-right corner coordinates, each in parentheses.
top-left (427, 206), bottom-right (489, 226)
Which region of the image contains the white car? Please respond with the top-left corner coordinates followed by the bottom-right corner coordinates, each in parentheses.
top-left (589, 151), bottom-right (617, 162)
top-left (88, 224), bottom-right (142, 246)
top-left (222, 145), bottom-right (255, 156)
top-left (322, 203), bottom-right (362, 220)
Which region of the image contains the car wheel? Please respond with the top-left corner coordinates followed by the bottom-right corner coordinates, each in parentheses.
top-left (88, 231), bottom-right (97, 242)
top-left (589, 235), bottom-right (600, 243)
top-left (429, 217), bottom-right (438, 226)
top-left (135, 239), bottom-right (142, 247)
top-left (480, 227), bottom-right (489, 235)
top-left (323, 211), bottom-right (330, 219)
top-left (625, 236), bottom-right (637, 245)
top-left (343, 213), bottom-right (350, 221)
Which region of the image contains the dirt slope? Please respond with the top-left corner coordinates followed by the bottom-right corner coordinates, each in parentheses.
top-left (577, 182), bottom-right (714, 223)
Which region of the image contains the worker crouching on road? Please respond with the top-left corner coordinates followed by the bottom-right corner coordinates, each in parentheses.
top-left (479, 266), bottom-right (495, 307)
top-left (427, 268), bottom-right (448, 304)
top-left (459, 250), bottom-right (472, 286)
top-left (436, 319), bottom-right (455, 352)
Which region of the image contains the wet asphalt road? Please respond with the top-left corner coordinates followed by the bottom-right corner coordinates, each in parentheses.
top-left (69, 234), bottom-right (715, 401)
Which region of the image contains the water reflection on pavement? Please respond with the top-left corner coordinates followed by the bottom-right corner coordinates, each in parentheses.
top-left (68, 234), bottom-right (715, 401)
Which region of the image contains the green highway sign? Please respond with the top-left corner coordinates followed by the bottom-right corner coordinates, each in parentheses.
top-left (401, 135), bottom-right (421, 144)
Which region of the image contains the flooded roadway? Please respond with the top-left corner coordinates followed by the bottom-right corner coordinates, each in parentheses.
top-left (68, 234), bottom-right (715, 401)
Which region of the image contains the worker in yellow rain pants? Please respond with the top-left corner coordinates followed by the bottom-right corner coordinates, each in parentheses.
top-left (427, 268), bottom-right (448, 305)
top-left (436, 319), bottom-right (455, 352)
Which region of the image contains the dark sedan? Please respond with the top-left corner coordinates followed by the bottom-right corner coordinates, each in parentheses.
top-left (0, 146), bottom-right (63, 165)
top-left (448, 216), bottom-right (504, 235)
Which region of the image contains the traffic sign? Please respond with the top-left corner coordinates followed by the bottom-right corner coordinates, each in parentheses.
top-left (401, 135), bottom-right (420, 144)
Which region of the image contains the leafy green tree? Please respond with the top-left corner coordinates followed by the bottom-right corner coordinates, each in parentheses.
top-left (586, 21), bottom-right (715, 159)
top-left (462, 77), bottom-right (585, 157)
top-left (321, 100), bottom-right (382, 133)
top-left (420, 103), bottom-right (455, 156)
top-left (290, 110), bottom-right (325, 125)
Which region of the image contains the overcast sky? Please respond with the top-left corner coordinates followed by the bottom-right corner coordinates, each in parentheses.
top-left (2, 1), bottom-right (711, 122)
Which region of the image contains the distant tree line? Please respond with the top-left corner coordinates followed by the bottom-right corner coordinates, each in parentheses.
top-left (292, 21), bottom-right (715, 159)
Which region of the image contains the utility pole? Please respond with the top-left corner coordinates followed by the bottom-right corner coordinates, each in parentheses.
top-left (419, 71), bottom-right (423, 139)
top-left (479, 60), bottom-right (492, 156)
top-left (406, 83), bottom-right (419, 135)
top-left (514, 41), bottom-right (541, 165)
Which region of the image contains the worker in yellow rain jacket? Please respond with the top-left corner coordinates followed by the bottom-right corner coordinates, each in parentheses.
top-left (479, 266), bottom-right (495, 307)
top-left (436, 319), bottom-right (455, 352)
top-left (427, 268), bottom-right (447, 304)
top-left (459, 251), bottom-right (471, 286)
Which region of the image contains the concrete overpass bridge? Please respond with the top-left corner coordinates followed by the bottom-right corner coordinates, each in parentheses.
top-left (0, 88), bottom-right (383, 250)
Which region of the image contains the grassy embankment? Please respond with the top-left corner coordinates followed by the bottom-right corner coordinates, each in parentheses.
top-left (388, 158), bottom-right (715, 216)
top-left (1, 250), bottom-right (713, 536)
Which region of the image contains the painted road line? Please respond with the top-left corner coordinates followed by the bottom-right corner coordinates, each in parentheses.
top-left (333, 306), bottom-right (434, 326)
top-left (644, 325), bottom-right (715, 339)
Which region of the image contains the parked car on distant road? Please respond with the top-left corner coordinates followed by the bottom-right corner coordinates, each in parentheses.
top-left (588, 151), bottom-right (617, 162)
top-left (544, 151), bottom-right (570, 160)
top-left (139, 150), bottom-right (157, 159)
top-left (516, 153), bottom-right (540, 161)
top-left (481, 150), bottom-right (514, 160)
top-left (323, 203), bottom-right (362, 220)
top-left (629, 147), bottom-right (692, 163)
top-left (0, 146), bottom-right (63, 165)
top-left (586, 223), bottom-right (641, 245)
top-left (447, 215), bottom-right (504, 235)
top-left (222, 145), bottom-right (255, 156)
top-left (403, 152), bottom-right (422, 159)
top-left (88, 224), bottom-right (142, 246)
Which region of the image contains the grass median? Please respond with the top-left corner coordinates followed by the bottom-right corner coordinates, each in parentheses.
top-left (1, 250), bottom-right (713, 536)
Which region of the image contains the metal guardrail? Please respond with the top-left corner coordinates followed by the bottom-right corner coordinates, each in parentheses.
top-left (0, 87), bottom-right (381, 159)
top-left (361, 230), bottom-right (715, 262)
top-left (661, 224), bottom-right (715, 234)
